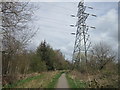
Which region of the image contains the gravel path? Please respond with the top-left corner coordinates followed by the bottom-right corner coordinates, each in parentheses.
top-left (56, 73), bottom-right (69, 88)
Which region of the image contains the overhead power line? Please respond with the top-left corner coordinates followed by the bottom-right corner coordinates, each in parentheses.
top-left (71, 0), bottom-right (96, 68)
top-left (40, 2), bottom-right (77, 13)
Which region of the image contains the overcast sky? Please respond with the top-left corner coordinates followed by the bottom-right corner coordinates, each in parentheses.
top-left (27, 1), bottom-right (118, 60)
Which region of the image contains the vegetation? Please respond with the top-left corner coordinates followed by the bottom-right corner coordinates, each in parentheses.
top-left (1, 2), bottom-right (37, 86)
top-left (35, 40), bottom-right (70, 71)
top-left (4, 73), bottom-right (44, 88)
top-left (3, 71), bottom-right (63, 88)
top-left (66, 74), bottom-right (77, 88)
top-left (47, 71), bottom-right (64, 88)
top-left (66, 72), bottom-right (87, 88)
top-left (15, 71), bottom-right (60, 88)
top-left (2, 40), bottom-right (70, 87)
top-left (71, 42), bottom-right (118, 88)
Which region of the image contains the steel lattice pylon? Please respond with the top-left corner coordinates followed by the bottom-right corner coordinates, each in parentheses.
top-left (72, 1), bottom-right (91, 68)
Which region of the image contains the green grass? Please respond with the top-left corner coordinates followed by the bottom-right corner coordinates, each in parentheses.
top-left (66, 74), bottom-right (77, 88)
top-left (46, 71), bottom-right (64, 88)
top-left (3, 74), bottom-right (44, 88)
top-left (66, 73), bottom-right (87, 88)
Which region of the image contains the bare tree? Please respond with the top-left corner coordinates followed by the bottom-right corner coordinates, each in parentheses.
top-left (91, 42), bottom-right (116, 70)
top-left (1, 2), bottom-right (37, 83)
top-left (1, 2), bottom-right (36, 47)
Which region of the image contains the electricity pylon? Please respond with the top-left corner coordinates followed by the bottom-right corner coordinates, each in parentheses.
top-left (71, 0), bottom-right (96, 68)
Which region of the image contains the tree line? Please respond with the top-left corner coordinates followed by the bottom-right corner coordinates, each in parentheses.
top-left (30, 40), bottom-right (70, 72)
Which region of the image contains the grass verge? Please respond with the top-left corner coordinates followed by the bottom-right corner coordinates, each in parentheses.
top-left (66, 74), bottom-right (77, 88)
top-left (66, 73), bottom-right (87, 88)
top-left (4, 74), bottom-right (44, 88)
top-left (46, 71), bottom-right (64, 88)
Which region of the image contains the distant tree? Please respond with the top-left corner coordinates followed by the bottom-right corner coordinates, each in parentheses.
top-left (36, 40), bottom-right (55, 70)
top-left (53, 50), bottom-right (67, 70)
top-left (36, 41), bottom-right (69, 71)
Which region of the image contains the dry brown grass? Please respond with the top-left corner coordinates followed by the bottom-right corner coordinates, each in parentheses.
top-left (69, 70), bottom-right (118, 88)
top-left (16, 71), bottom-right (59, 88)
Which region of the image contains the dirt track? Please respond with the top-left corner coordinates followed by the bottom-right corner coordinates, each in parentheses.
top-left (56, 73), bottom-right (69, 88)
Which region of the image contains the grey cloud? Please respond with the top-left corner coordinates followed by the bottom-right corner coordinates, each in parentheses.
top-left (89, 9), bottom-right (118, 52)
